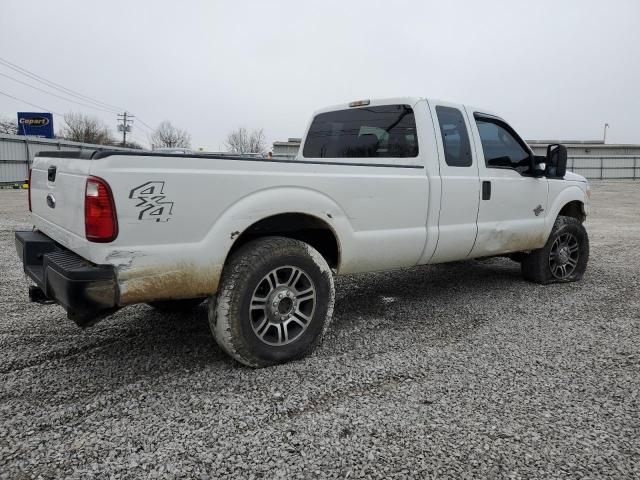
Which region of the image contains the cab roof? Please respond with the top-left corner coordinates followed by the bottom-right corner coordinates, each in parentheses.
top-left (312, 97), bottom-right (500, 119)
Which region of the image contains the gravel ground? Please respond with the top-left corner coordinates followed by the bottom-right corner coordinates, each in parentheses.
top-left (0, 182), bottom-right (638, 479)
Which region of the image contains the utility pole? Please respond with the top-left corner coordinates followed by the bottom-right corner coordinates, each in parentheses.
top-left (117, 112), bottom-right (134, 147)
top-left (603, 123), bottom-right (609, 144)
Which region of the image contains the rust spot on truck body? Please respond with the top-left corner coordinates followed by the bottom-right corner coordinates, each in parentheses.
top-left (117, 262), bottom-right (221, 306)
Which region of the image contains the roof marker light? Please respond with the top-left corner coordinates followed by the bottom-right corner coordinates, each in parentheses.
top-left (349, 99), bottom-right (370, 107)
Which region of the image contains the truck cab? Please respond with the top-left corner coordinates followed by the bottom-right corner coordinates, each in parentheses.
top-left (299, 97), bottom-right (588, 264)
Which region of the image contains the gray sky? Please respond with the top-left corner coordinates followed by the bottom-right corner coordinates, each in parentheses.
top-left (1, 0), bottom-right (639, 149)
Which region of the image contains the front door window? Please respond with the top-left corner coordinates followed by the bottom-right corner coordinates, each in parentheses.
top-left (475, 119), bottom-right (531, 174)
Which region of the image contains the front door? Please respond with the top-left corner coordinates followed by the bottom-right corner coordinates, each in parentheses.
top-left (467, 110), bottom-right (549, 257)
top-left (428, 101), bottom-right (480, 263)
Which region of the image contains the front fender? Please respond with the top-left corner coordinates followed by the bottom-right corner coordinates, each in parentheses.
top-left (545, 185), bottom-right (587, 238)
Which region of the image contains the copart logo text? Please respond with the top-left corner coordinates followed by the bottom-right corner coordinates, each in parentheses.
top-left (19, 117), bottom-right (50, 127)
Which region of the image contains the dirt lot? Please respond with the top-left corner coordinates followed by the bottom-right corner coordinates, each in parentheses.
top-left (0, 182), bottom-right (638, 479)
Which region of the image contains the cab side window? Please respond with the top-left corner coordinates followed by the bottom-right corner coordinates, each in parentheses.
top-left (435, 106), bottom-right (472, 167)
top-left (475, 118), bottom-right (531, 173)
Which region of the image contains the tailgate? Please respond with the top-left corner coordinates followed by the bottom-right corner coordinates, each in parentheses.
top-left (30, 152), bottom-right (93, 248)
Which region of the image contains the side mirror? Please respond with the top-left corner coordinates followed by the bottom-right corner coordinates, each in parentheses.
top-left (546, 144), bottom-right (567, 177)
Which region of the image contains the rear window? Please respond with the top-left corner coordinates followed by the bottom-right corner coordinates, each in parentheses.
top-left (435, 106), bottom-right (472, 167)
top-left (302, 105), bottom-right (419, 158)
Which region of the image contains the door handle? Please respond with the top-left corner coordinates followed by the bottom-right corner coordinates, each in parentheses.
top-left (47, 165), bottom-right (57, 182)
top-left (482, 180), bottom-right (491, 200)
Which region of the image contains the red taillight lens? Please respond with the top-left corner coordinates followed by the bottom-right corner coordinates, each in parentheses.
top-left (27, 168), bottom-right (32, 212)
top-left (85, 176), bottom-right (118, 242)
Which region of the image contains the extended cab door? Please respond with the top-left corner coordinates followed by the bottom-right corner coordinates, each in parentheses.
top-left (467, 111), bottom-right (548, 257)
top-left (428, 101), bottom-right (480, 263)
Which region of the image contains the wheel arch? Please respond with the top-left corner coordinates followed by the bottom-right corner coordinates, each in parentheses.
top-left (205, 186), bottom-right (351, 275)
top-left (558, 200), bottom-right (586, 223)
top-left (545, 186), bottom-right (588, 239)
top-left (228, 212), bottom-right (341, 269)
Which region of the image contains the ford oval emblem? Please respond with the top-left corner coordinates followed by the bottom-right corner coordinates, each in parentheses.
top-left (46, 193), bottom-right (56, 209)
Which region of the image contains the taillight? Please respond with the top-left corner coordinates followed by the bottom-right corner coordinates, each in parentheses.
top-left (27, 168), bottom-right (32, 212)
top-left (85, 176), bottom-right (118, 242)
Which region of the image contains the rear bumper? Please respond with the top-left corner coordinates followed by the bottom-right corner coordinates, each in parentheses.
top-left (15, 231), bottom-right (118, 327)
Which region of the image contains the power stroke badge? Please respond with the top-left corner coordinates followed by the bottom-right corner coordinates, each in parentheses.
top-left (129, 181), bottom-right (174, 222)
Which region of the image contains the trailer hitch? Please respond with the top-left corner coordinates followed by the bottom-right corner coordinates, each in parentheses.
top-left (28, 285), bottom-right (56, 305)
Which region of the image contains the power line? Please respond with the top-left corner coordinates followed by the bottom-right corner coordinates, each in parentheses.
top-left (0, 56), bottom-right (159, 134)
top-left (135, 116), bottom-right (155, 132)
top-left (0, 89), bottom-right (64, 116)
top-left (0, 55), bottom-right (126, 112)
top-left (0, 71), bottom-right (120, 114)
top-left (0, 58), bottom-right (123, 112)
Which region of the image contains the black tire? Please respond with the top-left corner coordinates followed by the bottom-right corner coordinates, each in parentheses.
top-left (521, 215), bottom-right (589, 284)
top-left (509, 252), bottom-right (527, 263)
top-left (147, 298), bottom-right (205, 312)
top-left (209, 236), bottom-right (335, 367)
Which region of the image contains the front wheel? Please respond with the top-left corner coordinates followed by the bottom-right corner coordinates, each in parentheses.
top-left (521, 215), bottom-right (589, 284)
top-left (210, 237), bottom-right (335, 367)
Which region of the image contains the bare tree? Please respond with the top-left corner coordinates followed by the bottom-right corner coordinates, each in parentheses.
top-left (225, 127), bottom-right (266, 154)
top-left (0, 115), bottom-right (18, 135)
top-left (60, 112), bottom-right (113, 145)
top-left (150, 121), bottom-right (191, 149)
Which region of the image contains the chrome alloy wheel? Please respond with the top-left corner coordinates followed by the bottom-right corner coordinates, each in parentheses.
top-left (249, 266), bottom-right (316, 346)
top-left (549, 232), bottom-right (579, 279)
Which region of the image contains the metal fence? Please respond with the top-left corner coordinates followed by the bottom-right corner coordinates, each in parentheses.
top-left (0, 161), bottom-right (28, 184)
top-left (1, 133), bottom-right (639, 183)
top-left (567, 155), bottom-right (639, 180)
top-left (0, 133), bottom-right (133, 184)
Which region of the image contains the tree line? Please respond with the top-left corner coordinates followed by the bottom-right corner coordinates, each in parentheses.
top-left (1, 112), bottom-right (268, 154)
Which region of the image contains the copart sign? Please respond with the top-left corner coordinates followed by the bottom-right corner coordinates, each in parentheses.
top-left (16, 112), bottom-right (54, 138)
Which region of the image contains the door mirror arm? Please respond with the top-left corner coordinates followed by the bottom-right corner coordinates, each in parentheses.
top-left (530, 154), bottom-right (546, 177)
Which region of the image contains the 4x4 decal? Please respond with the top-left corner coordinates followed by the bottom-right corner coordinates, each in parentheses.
top-left (129, 181), bottom-right (174, 222)
top-left (533, 204), bottom-right (544, 217)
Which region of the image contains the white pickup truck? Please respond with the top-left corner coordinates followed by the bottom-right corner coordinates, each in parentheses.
top-left (16, 97), bottom-right (590, 366)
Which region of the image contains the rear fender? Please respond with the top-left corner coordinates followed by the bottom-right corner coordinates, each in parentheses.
top-left (111, 187), bottom-right (353, 305)
top-left (204, 186), bottom-right (353, 271)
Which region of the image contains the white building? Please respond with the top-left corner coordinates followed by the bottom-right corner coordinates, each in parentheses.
top-left (272, 138), bottom-right (301, 159)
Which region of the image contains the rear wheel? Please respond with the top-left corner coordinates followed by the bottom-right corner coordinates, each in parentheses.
top-left (521, 215), bottom-right (589, 284)
top-left (209, 237), bottom-right (334, 367)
